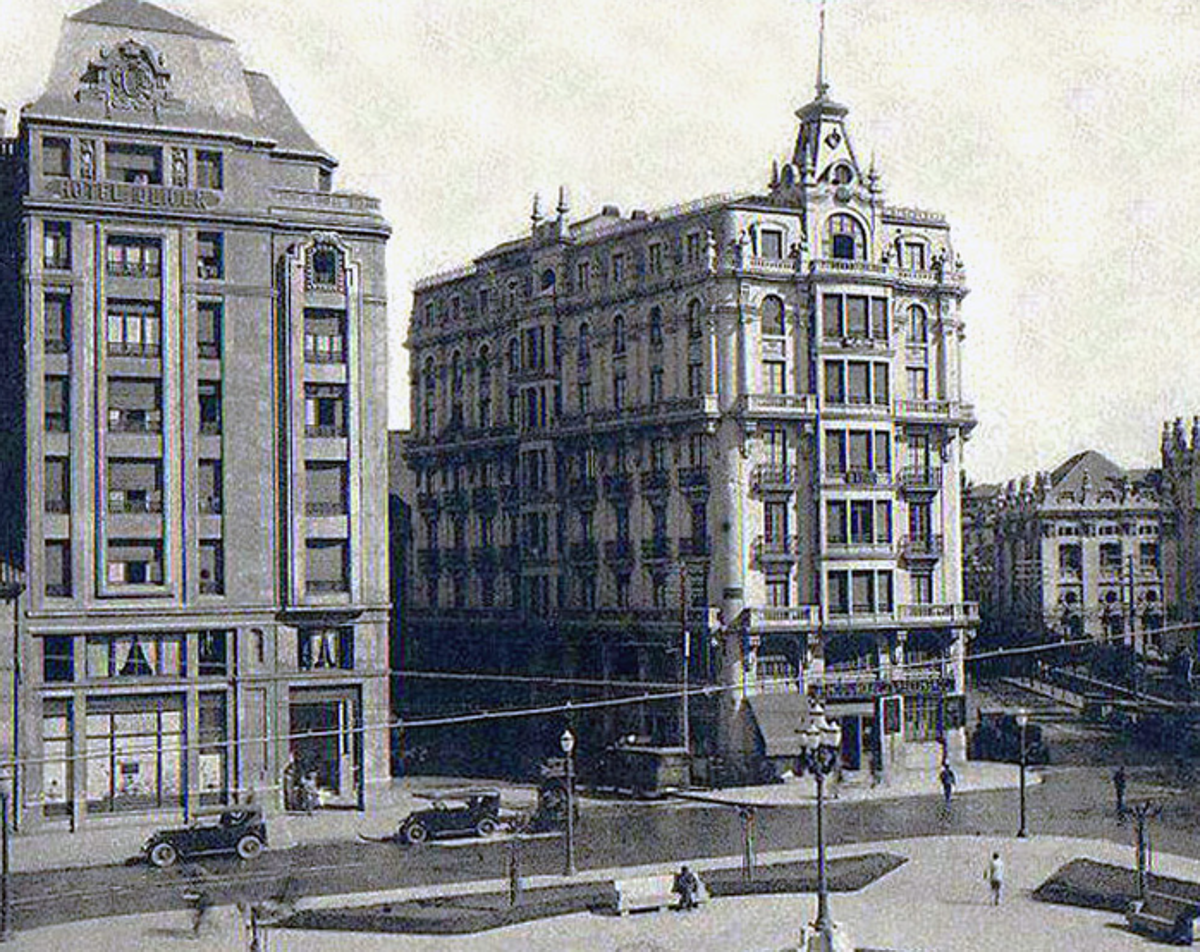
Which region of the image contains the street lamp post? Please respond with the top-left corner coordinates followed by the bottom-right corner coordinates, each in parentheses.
top-left (560, 728), bottom-right (576, 877)
top-left (1016, 708), bottom-right (1029, 839)
top-left (797, 702), bottom-right (849, 952)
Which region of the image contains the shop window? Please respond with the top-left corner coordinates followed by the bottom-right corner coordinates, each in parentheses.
top-left (105, 142), bottom-right (162, 184)
top-left (44, 293), bottom-right (71, 353)
top-left (42, 701), bottom-right (72, 817)
top-left (198, 693), bottom-right (228, 806)
top-left (298, 627), bottom-right (354, 669)
top-left (86, 633), bottom-right (182, 678)
top-left (85, 696), bottom-right (184, 814)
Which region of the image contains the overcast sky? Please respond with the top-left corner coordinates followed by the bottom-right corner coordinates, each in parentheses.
top-left (3, 0), bottom-right (1198, 483)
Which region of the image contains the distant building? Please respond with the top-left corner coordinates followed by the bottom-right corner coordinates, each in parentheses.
top-left (965, 451), bottom-right (1165, 650)
top-left (399, 63), bottom-right (976, 780)
top-left (0, 0), bottom-right (391, 829)
top-left (1161, 418), bottom-right (1200, 629)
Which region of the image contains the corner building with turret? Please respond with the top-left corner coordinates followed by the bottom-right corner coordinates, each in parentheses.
top-left (0, 0), bottom-right (391, 830)
top-left (402, 73), bottom-right (976, 781)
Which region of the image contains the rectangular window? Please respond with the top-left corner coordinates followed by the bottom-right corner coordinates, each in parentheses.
top-left (760, 230), bottom-right (783, 259)
top-left (198, 381), bottom-right (222, 435)
top-left (764, 426), bottom-right (788, 466)
top-left (304, 308), bottom-right (346, 363)
top-left (688, 433), bottom-right (707, 467)
top-left (44, 293), bottom-right (71, 353)
top-left (648, 243), bottom-right (664, 275)
top-left (686, 232), bottom-right (702, 264)
top-left (875, 500), bottom-right (893, 542)
top-left (611, 253), bottom-right (625, 283)
top-left (106, 539), bottom-right (164, 586)
top-left (826, 501), bottom-right (848, 544)
top-left (822, 295), bottom-right (843, 339)
top-left (846, 296), bottom-right (869, 338)
top-left (766, 575), bottom-right (790, 607)
top-left (43, 137), bottom-right (70, 178)
top-left (576, 262), bottom-right (590, 292)
top-left (912, 573), bottom-right (933, 605)
top-left (827, 570), bottom-right (849, 615)
top-left (45, 541), bottom-right (71, 597)
top-left (306, 539), bottom-right (349, 593)
top-left (106, 301), bottom-right (161, 357)
top-left (107, 458), bottom-right (163, 513)
top-left (45, 457), bottom-right (69, 513)
top-left (848, 431), bottom-right (871, 471)
top-left (305, 384), bottom-right (346, 437)
top-left (195, 151), bottom-right (223, 190)
top-left (45, 376), bottom-right (70, 431)
top-left (43, 221), bottom-right (71, 270)
top-left (873, 432), bottom-right (891, 473)
top-left (852, 570), bottom-right (875, 613)
top-left (1100, 542), bottom-right (1123, 571)
top-left (578, 380), bottom-right (591, 413)
top-left (908, 502), bottom-right (932, 540)
top-left (86, 634), bottom-right (183, 678)
top-left (824, 430), bottom-right (846, 476)
top-left (870, 298), bottom-right (888, 340)
top-left (872, 363), bottom-right (890, 405)
top-left (306, 461), bottom-right (348, 515)
top-left (824, 361), bottom-right (845, 403)
top-left (43, 635), bottom-right (74, 683)
top-left (613, 372), bottom-right (627, 410)
top-left (1140, 542), bottom-right (1160, 571)
top-left (105, 142), bottom-right (162, 184)
top-left (299, 628), bottom-right (355, 670)
top-left (764, 361), bottom-right (787, 395)
top-left (197, 231), bottom-right (223, 279)
top-left (687, 362), bottom-right (704, 397)
top-left (847, 362), bottom-right (870, 404)
top-left (1059, 543), bottom-right (1082, 577)
top-left (907, 367), bottom-right (928, 400)
top-left (877, 571), bottom-right (894, 613)
top-left (106, 236), bottom-right (161, 278)
top-left (649, 366), bottom-right (665, 403)
top-left (198, 301), bottom-right (222, 358)
top-left (850, 500), bottom-right (875, 544)
top-left (764, 501), bottom-right (788, 542)
top-left (198, 459), bottom-right (223, 514)
top-left (199, 540), bottom-right (224, 594)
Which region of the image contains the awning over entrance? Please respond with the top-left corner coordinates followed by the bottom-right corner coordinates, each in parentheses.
top-left (747, 692), bottom-right (813, 758)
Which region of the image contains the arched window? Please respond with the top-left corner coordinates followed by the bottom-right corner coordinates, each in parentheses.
top-left (422, 357), bottom-right (437, 434)
top-left (908, 305), bottom-right (928, 344)
top-left (830, 164), bottom-right (854, 185)
top-left (508, 337), bottom-right (519, 373)
top-left (578, 322), bottom-right (591, 364)
top-left (310, 246), bottom-right (340, 288)
top-left (540, 268), bottom-right (556, 291)
top-left (477, 346), bottom-right (491, 428)
top-left (613, 315), bottom-right (626, 355)
top-left (761, 296), bottom-right (785, 336)
top-left (449, 351), bottom-right (464, 428)
top-left (649, 307), bottom-right (663, 348)
top-left (687, 299), bottom-right (703, 340)
top-left (825, 214), bottom-right (866, 261)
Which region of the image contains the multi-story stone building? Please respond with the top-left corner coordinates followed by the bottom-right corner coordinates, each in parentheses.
top-left (965, 451), bottom-right (1165, 650)
top-left (0, 0), bottom-right (391, 829)
top-left (1161, 418), bottom-right (1200, 628)
top-left (401, 65), bottom-right (976, 780)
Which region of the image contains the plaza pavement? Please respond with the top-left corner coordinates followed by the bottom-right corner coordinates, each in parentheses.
top-left (9, 832), bottom-right (1176, 952)
top-left (10, 761), bottom-right (1030, 873)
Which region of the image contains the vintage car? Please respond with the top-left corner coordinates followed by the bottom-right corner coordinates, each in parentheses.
top-left (144, 806), bottom-right (268, 867)
top-left (397, 789), bottom-right (501, 844)
top-left (968, 710), bottom-right (1050, 765)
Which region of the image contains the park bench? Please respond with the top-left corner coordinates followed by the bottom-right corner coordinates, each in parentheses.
top-left (1126, 891), bottom-right (1199, 945)
top-left (612, 873), bottom-right (708, 915)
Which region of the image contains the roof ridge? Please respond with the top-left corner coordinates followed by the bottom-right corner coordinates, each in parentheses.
top-left (70, 0), bottom-right (230, 42)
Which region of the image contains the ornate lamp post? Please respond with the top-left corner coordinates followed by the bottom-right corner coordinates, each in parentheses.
top-left (797, 702), bottom-right (851, 952)
top-left (1016, 708), bottom-right (1029, 839)
top-left (560, 728), bottom-right (577, 876)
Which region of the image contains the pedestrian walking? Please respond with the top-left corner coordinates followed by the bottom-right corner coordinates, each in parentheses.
top-left (186, 887), bottom-right (213, 936)
top-left (301, 770), bottom-right (319, 814)
top-left (1113, 765), bottom-right (1127, 818)
top-left (985, 851), bottom-right (1005, 906)
top-left (940, 763), bottom-right (956, 807)
top-left (674, 864), bottom-right (699, 911)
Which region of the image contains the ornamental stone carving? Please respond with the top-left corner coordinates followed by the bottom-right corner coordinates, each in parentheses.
top-left (76, 39), bottom-right (184, 115)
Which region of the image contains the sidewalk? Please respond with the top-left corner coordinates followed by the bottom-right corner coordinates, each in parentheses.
top-left (8, 763), bottom-right (1032, 873)
top-left (9, 833), bottom-right (1182, 951)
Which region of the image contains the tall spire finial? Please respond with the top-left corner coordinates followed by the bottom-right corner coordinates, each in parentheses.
top-left (815, 0), bottom-right (829, 99)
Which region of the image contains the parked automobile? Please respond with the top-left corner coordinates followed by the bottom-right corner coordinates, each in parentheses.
top-left (144, 806), bottom-right (268, 868)
top-left (396, 789), bottom-right (501, 844)
top-left (968, 711), bottom-right (1050, 765)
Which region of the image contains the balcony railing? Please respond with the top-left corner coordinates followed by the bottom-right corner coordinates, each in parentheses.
top-left (753, 535), bottom-right (802, 562)
top-left (603, 473), bottom-right (633, 498)
top-left (753, 464), bottom-right (802, 492)
top-left (894, 399), bottom-right (976, 423)
top-left (896, 602), bottom-right (979, 622)
top-left (604, 540), bottom-right (635, 565)
top-left (737, 393), bottom-right (819, 417)
top-left (107, 341), bottom-right (161, 358)
top-left (640, 470), bottom-right (671, 493)
top-left (641, 537), bottom-right (673, 562)
top-left (901, 534), bottom-right (944, 560)
top-left (743, 605), bottom-right (822, 628)
top-left (825, 467), bottom-right (891, 486)
top-left (678, 536), bottom-right (712, 559)
top-left (306, 579), bottom-right (348, 594)
top-left (677, 467), bottom-right (710, 491)
top-left (809, 258), bottom-right (890, 278)
top-left (106, 261), bottom-right (161, 278)
top-left (898, 466), bottom-right (943, 491)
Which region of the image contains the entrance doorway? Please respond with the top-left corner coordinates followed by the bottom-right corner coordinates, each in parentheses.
top-left (289, 689), bottom-right (361, 808)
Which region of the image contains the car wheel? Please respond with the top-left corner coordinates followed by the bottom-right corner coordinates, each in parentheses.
top-left (149, 841), bottom-right (178, 868)
top-left (475, 817), bottom-right (498, 837)
top-left (403, 821), bottom-right (428, 844)
top-left (236, 835), bottom-right (264, 860)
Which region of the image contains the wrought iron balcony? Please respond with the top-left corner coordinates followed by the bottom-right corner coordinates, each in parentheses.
top-left (898, 466), bottom-right (943, 492)
top-left (901, 534), bottom-right (944, 561)
top-left (753, 535), bottom-right (803, 563)
top-left (896, 602), bottom-right (979, 623)
top-left (752, 464), bottom-right (802, 493)
top-left (825, 467), bottom-right (891, 487)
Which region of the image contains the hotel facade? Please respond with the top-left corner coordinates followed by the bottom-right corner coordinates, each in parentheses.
top-left (401, 71), bottom-right (977, 780)
top-left (0, 0), bottom-right (391, 829)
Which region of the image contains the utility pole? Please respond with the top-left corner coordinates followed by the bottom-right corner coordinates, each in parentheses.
top-left (679, 564), bottom-right (690, 760)
top-left (1130, 800), bottom-right (1160, 900)
top-left (1128, 553), bottom-right (1140, 714)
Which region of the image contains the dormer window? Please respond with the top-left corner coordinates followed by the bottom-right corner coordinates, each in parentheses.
top-left (826, 214), bottom-right (866, 261)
